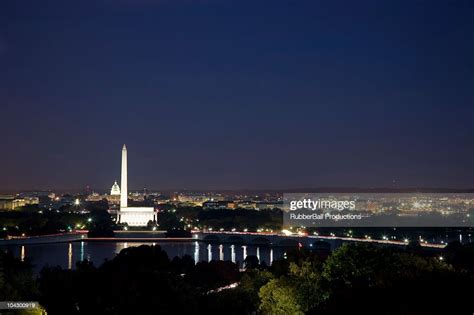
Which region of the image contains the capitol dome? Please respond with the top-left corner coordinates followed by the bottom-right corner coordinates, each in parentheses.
top-left (110, 181), bottom-right (121, 195)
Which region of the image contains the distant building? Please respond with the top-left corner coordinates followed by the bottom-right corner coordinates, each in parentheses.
top-left (236, 201), bottom-right (257, 210)
top-left (40, 194), bottom-right (77, 210)
top-left (87, 193), bottom-right (119, 204)
top-left (86, 192), bottom-right (103, 202)
top-left (177, 193), bottom-right (209, 206)
top-left (129, 192), bottom-right (145, 202)
top-left (256, 201), bottom-right (283, 210)
top-left (86, 182), bottom-right (121, 205)
top-left (0, 195), bottom-right (39, 210)
top-left (106, 194), bottom-right (120, 205)
top-left (203, 200), bottom-right (235, 210)
top-left (110, 181), bottom-right (120, 195)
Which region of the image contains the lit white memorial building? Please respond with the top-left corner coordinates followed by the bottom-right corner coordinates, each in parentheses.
top-left (116, 144), bottom-right (157, 226)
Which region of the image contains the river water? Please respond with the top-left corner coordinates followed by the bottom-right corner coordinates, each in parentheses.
top-left (0, 241), bottom-right (288, 273)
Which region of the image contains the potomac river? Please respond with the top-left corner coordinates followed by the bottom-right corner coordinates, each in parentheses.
top-left (0, 232), bottom-right (290, 273)
top-left (0, 230), bottom-right (448, 274)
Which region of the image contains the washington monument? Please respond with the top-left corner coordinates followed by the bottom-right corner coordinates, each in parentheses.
top-left (120, 144), bottom-right (128, 208)
top-left (117, 144), bottom-right (156, 226)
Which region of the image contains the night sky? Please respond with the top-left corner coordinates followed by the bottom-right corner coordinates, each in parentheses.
top-left (1, 0), bottom-right (473, 191)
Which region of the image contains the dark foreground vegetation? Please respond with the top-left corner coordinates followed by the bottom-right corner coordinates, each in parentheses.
top-left (1, 241), bottom-right (474, 315)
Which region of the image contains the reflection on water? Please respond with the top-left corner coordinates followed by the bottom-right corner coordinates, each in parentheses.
top-left (207, 244), bottom-right (212, 262)
top-left (194, 241), bottom-right (199, 264)
top-left (219, 244), bottom-right (224, 261)
top-left (68, 243), bottom-right (72, 270)
top-left (231, 245), bottom-right (236, 263)
top-left (1, 241), bottom-right (286, 273)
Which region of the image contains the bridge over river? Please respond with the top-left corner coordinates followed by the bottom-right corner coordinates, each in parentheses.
top-left (194, 231), bottom-right (445, 250)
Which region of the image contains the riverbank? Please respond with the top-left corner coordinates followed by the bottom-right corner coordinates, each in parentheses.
top-left (0, 232), bottom-right (87, 245)
top-left (0, 230), bottom-right (195, 245)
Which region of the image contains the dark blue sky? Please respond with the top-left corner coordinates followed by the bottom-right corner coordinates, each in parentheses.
top-left (1, 0), bottom-right (473, 191)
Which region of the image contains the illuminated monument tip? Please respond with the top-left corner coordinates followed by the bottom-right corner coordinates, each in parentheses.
top-left (117, 144), bottom-right (156, 226)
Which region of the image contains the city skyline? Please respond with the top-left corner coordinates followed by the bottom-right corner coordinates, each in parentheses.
top-left (1, 0), bottom-right (473, 191)
top-left (1, 2), bottom-right (473, 314)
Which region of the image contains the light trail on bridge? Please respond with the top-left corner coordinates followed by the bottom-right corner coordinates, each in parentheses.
top-left (193, 230), bottom-right (446, 249)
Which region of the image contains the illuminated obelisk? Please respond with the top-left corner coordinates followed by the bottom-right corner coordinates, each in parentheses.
top-left (120, 144), bottom-right (128, 208)
top-left (117, 144), bottom-right (156, 226)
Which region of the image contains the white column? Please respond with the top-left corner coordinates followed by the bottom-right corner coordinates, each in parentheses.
top-left (120, 144), bottom-right (128, 208)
